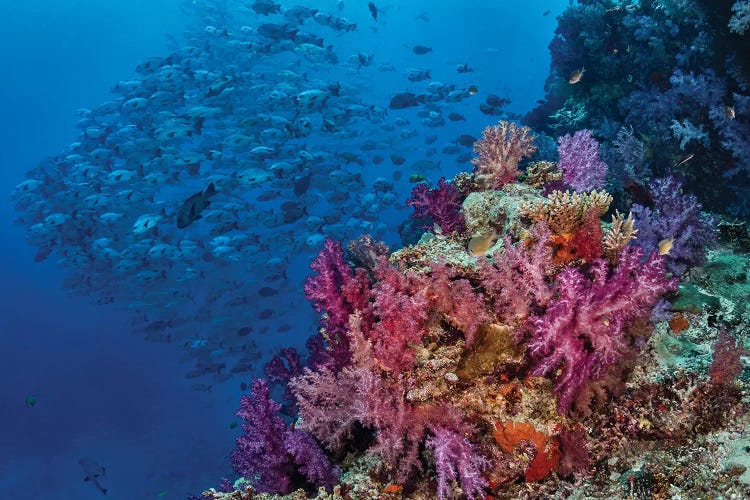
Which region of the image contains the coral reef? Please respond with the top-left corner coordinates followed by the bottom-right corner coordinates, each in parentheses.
top-left (210, 122), bottom-right (747, 499)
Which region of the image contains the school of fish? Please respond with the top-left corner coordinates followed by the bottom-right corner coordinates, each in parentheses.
top-left (11, 0), bottom-right (514, 384)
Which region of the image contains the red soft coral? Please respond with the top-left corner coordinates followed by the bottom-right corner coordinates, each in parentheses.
top-left (369, 260), bottom-right (429, 372)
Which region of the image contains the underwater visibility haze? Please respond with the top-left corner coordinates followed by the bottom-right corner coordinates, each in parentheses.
top-left (3, 0), bottom-right (750, 498)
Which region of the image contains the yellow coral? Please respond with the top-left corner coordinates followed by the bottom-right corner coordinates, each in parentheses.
top-left (520, 189), bottom-right (612, 235)
top-left (522, 161), bottom-right (562, 189)
top-left (603, 210), bottom-right (637, 261)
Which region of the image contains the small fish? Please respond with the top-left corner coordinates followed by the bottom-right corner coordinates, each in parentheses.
top-left (413, 45), bottom-right (432, 55)
top-left (726, 106), bottom-right (736, 120)
top-left (258, 286), bottom-right (279, 297)
top-left (191, 383), bottom-right (212, 392)
top-left (410, 174), bottom-right (428, 183)
top-left (456, 63), bottom-right (473, 73)
top-left (569, 67), bottom-right (585, 84)
top-left (156, 491), bottom-right (168, 498)
top-left (25, 395), bottom-right (36, 408)
top-left (467, 85), bottom-right (479, 95)
top-left (229, 421), bottom-right (239, 429)
top-left (448, 112), bottom-right (465, 121)
top-left (658, 238), bottom-right (674, 256)
top-left (237, 326), bottom-right (252, 337)
top-left (176, 183), bottom-right (218, 229)
top-left (368, 1), bottom-right (378, 21)
top-left (79, 458), bottom-right (107, 496)
top-left (542, 10), bottom-right (551, 16)
top-left (468, 231), bottom-right (499, 256)
top-left (674, 153), bottom-right (695, 168)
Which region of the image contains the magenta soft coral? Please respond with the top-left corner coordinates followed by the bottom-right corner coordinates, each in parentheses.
top-left (304, 238), bottom-right (372, 370)
top-left (424, 261), bottom-right (489, 345)
top-left (406, 177), bottom-right (466, 234)
top-left (527, 247), bottom-right (677, 413)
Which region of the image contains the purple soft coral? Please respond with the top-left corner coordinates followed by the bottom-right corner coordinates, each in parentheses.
top-left (557, 129), bottom-right (608, 192)
top-left (631, 176), bottom-right (717, 275)
top-left (304, 238), bottom-right (372, 371)
top-left (527, 247), bottom-right (677, 413)
top-left (231, 379), bottom-right (339, 494)
top-left (426, 427), bottom-right (488, 500)
top-left (231, 379), bottom-right (293, 494)
top-left (479, 222), bottom-right (555, 324)
top-left (406, 177), bottom-right (466, 234)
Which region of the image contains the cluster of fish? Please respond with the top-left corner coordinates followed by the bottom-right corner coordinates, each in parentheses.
top-left (11, 0), bottom-right (506, 384)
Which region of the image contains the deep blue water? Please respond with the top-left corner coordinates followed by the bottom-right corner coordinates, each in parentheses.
top-left (0, 1), bottom-right (567, 498)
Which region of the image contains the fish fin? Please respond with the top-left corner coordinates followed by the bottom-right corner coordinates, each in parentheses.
top-left (205, 182), bottom-right (217, 196)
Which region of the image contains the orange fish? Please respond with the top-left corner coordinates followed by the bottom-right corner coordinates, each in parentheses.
top-left (658, 238), bottom-right (674, 256)
top-left (468, 231), bottom-right (499, 256)
top-left (569, 67), bottom-right (585, 84)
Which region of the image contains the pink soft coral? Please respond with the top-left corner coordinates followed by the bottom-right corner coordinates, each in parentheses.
top-left (424, 261), bottom-right (489, 345)
top-left (472, 120), bottom-right (537, 189)
top-left (527, 246), bottom-right (677, 413)
top-left (478, 223), bottom-right (555, 323)
top-left (369, 259), bottom-right (430, 372)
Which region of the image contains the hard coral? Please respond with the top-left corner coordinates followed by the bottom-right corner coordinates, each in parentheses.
top-left (472, 120), bottom-right (536, 189)
top-left (493, 420), bottom-right (560, 482)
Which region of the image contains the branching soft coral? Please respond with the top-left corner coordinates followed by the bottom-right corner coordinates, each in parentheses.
top-left (423, 261), bottom-right (489, 345)
top-left (478, 222), bottom-right (554, 323)
top-left (426, 427), bottom-right (488, 500)
top-left (631, 176), bottom-right (718, 275)
top-left (472, 120), bottom-right (536, 189)
top-left (231, 379), bottom-right (339, 494)
top-left (557, 129), bottom-right (608, 192)
top-left (527, 247), bottom-right (677, 413)
top-left (369, 260), bottom-right (430, 372)
top-left (304, 238), bottom-right (372, 370)
top-left (406, 177), bottom-right (466, 234)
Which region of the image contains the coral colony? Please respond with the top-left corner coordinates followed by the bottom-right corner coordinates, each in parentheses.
top-left (198, 120), bottom-right (749, 499)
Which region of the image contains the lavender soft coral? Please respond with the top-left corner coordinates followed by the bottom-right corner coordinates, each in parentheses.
top-left (426, 427), bottom-right (488, 500)
top-left (631, 176), bottom-right (718, 275)
top-left (557, 129), bottom-right (608, 192)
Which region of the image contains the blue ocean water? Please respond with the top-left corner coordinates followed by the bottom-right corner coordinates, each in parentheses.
top-left (1, 1), bottom-right (568, 498)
